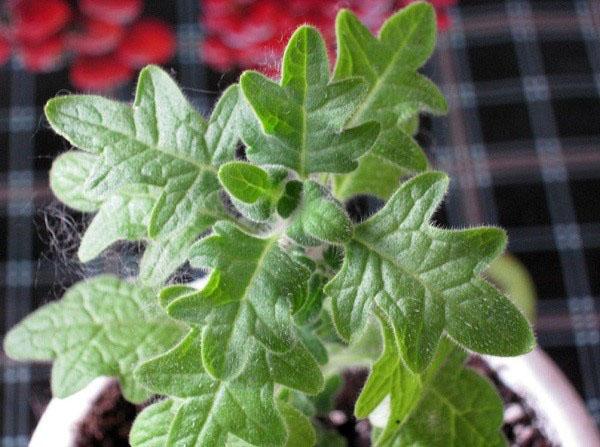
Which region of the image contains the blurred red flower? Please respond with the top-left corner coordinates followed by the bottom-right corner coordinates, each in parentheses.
top-left (0, 0), bottom-right (176, 91)
top-left (10, 0), bottom-right (72, 43)
top-left (116, 19), bottom-right (176, 68)
top-left (200, 0), bottom-right (455, 76)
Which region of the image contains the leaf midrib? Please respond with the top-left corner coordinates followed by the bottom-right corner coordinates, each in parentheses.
top-left (344, 9), bottom-right (427, 129)
top-left (55, 109), bottom-right (218, 174)
top-left (211, 237), bottom-right (278, 359)
top-left (298, 28), bottom-right (309, 178)
top-left (352, 234), bottom-right (444, 302)
top-left (379, 345), bottom-right (499, 447)
top-left (376, 348), bottom-right (457, 447)
top-left (427, 385), bottom-right (492, 443)
top-left (188, 383), bottom-right (226, 445)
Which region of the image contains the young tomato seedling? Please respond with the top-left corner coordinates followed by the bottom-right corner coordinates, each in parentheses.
top-left (4, 3), bottom-right (534, 446)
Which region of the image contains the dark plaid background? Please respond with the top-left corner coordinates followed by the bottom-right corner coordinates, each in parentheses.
top-left (1, 0), bottom-right (599, 444)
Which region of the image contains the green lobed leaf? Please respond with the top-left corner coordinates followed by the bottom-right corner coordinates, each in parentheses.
top-left (162, 221), bottom-right (323, 389)
top-left (3, 276), bottom-right (185, 402)
top-left (332, 4), bottom-right (448, 200)
top-left (325, 172), bottom-right (534, 371)
top-left (287, 180), bottom-right (353, 246)
top-left (355, 315), bottom-right (428, 423)
top-left (332, 139), bottom-right (412, 201)
top-left (135, 329), bottom-right (315, 447)
top-left (46, 68), bottom-right (243, 284)
top-left (219, 161), bottom-right (276, 203)
top-left (296, 326), bottom-right (328, 365)
top-left (240, 26), bottom-right (380, 176)
top-left (362, 319), bottom-right (506, 447)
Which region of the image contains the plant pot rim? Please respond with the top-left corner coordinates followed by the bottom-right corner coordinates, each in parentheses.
top-left (30, 348), bottom-right (600, 447)
top-left (486, 348), bottom-right (600, 446)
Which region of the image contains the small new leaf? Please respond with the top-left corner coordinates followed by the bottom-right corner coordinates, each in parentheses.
top-left (325, 172), bottom-right (534, 371)
top-left (46, 67), bottom-right (243, 284)
top-left (219, 161), bottom-right (275, 203)
top-left (3, 276), bottom-right (185, 402)
top-left (240, 26), bottom-right (379, 176)
top-left (219, 161), bottom-right (287, 221)
top-left (287, 181), bottom-right (352, 246)
top-left (332, 4), bottom-right (448, 199)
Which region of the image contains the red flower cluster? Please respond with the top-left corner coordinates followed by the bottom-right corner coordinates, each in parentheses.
top-left (0, 0), bottom-right (176, 90)
top-left (200, 0), bottom-right (455, 76)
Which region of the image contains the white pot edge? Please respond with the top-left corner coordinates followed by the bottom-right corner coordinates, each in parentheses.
top-left (485, 348), bottom-right (600, 447)
top-left (30, 377), bottom-right (112, 447)
top-left (31, 348), bottom-right (600, 447)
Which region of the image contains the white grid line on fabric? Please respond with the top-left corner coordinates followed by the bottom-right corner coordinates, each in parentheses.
top-left (3, 367), bottom-right (31, 385)
top-left (0, 435), bottom-right (28, 447)
top-left (506, 0), bottom-right (600, 421)
top-left (5, 261), bottom-right (33, 289)
top-left (0, 106), bottom-right (36, 133)
top-left (177, 0), bottom-right (210, 114)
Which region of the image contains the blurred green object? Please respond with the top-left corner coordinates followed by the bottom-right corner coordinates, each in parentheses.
top-left (486, 254), bottom-right (537, 323)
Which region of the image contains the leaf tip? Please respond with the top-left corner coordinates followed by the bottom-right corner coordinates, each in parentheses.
top-left (409, 170), bottom-right (450, 197)
top-left (509, 310), bottom-right (537, 356)
top-left (137, 64), bottom-right (164, 81)
top-left (44, 97), bottom-right (59, 121)
top-left (3, 326), bottom-right (23, 360)
top-left (400, 0), bottom-right (436, 22)
top-left (335, 8), bottom-right (358, 26)
top-left (239, 70), bottom-right (261, 89)
top-left (484, 226), bottom-right (508, 260)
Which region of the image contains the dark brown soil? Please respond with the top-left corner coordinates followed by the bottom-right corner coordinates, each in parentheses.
top-left (73, 358), bottom-right (555, 446)
top-left (75, 382), bottom-right (138, 447)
